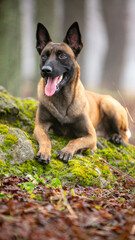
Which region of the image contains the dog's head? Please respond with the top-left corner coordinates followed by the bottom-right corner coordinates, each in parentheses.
top-left (36, 22), bottom-right (83, 97)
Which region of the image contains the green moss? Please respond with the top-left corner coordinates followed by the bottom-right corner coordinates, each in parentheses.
top-left (4, 134), bottom-right (18, 147)
top-left (0, 124), bottom-right (9, 134)
top-left (21, 98), bottom-right (38, 119)
top-left (7, 154), bottom-right (13, 160)
top-left (0, 91), bottom-right (38, 133)
top-left (0, 145), bottom-right (7, 152)
top-left (95, 139), bottom-right (135, 178)
top-left (0, 159), bottom-right (6, 168)
top-left (0, 123), bottom-right (135, 187)
top-left (69, 159), bottom-right (98, 185)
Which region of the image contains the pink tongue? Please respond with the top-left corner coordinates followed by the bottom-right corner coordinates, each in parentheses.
top-left (45, 77), bottom-right (59, 96)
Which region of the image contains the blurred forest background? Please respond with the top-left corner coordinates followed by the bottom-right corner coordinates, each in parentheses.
top-left (0, 0), bottom-right (135, 144)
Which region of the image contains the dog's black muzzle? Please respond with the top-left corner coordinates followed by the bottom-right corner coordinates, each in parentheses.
top-left (41, 61), bottom-right (68, 79)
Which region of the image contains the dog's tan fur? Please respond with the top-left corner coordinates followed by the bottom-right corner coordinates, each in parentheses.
top-left (34, 22), bottom-right (129, 164)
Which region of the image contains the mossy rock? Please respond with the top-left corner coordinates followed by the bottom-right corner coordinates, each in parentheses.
top-left (0, 86), bottom-right (38, 133)
top-left (0, 124), bottom-right (35, 165)
top-left (0, 86), bottom-right (135, 187)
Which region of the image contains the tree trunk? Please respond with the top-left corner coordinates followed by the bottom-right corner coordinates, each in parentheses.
top-left (101, 0), bottom-right (127, 90)
top-left (63, 0), bottom-right (85, 84)
top-left (20, 0), bottom-right (36, 97)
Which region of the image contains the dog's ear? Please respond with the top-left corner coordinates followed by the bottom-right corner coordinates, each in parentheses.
top-left (36, 23), bottom-right (52, 55)
top-left (63, 22), bottom-right (83, 57)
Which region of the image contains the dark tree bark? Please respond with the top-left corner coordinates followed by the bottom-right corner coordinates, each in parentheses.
top-left (101, 0), bottom-right (127, 90)
top-left (63, 0), bottom-right (85, 84)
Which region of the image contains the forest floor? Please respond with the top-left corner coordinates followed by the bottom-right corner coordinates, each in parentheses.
top-left (0, 175), bottom-right (135, 240)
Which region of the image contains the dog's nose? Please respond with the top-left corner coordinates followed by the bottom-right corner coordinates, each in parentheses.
top-left (42, 66), bottom-right (53, 74)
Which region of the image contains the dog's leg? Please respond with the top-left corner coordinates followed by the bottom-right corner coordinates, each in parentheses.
top-left (100, 96), bottom-right (129, 145)
top-left (34, 108), bottom-right (51, 164)
top-left (57, 135), bottom-right (97, 162)
top-left (57, 118), bottom-right (97, 162)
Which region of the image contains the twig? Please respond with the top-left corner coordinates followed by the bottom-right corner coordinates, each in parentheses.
top-left (117, 89), bottom-right (135, 124)
top-left (99, 158), bottom-right (135, 184)
top-left (61, 191), bottom-right (78, 219)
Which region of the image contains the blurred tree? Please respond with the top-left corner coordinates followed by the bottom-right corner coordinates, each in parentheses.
top-left (20, 0), bottom-right (36, 97)
top-left (64, 0), bottom-right (85, 84)
top-left (101, 0), bottom-right (127, 90)
top-left (0, 0), bottom-right (21, 96)
top-left (64, 0), bottom-right (85, 33)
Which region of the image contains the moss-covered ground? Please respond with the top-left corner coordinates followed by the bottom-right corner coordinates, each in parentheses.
top-left (0, 130), bottom-right (135, 188)
top-left (0, 88), bottom-right (135, 188)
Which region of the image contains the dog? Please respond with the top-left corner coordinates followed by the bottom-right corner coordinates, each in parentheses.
top-left (34, 22), bottom-right (130, 164)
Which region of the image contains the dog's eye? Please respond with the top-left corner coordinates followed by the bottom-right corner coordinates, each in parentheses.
top-left (41, 55), bottom-right (47, 61)
top-left (58, 53), bottom-right (67, 60)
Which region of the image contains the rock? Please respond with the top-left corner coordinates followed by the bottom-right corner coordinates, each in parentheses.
top-left (0, 91), bottom-right (19, 115)
top-left (0, 86), bottom-right (7, 93)
top-left (0, 86), bottom-right (37, 166)
top-left (0, 125), bottom-right (35, 165)
top-left (0, 87), bottom-right (38, 133)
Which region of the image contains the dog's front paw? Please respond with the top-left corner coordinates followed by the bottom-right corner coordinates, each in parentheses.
top-left (36, 151), bottom-right (51, 164)
top-left (57, 150), bottom-right (73, 163)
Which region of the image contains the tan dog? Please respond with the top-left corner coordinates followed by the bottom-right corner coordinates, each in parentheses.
top-left (34, 22), bottom-right (130, 164)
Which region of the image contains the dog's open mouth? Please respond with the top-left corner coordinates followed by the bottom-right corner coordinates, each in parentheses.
top-left (45, 74), bottom-right (65, 97)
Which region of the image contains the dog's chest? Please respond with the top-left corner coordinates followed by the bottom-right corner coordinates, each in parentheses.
top-left (45, 99), bottom-right (74, 124)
